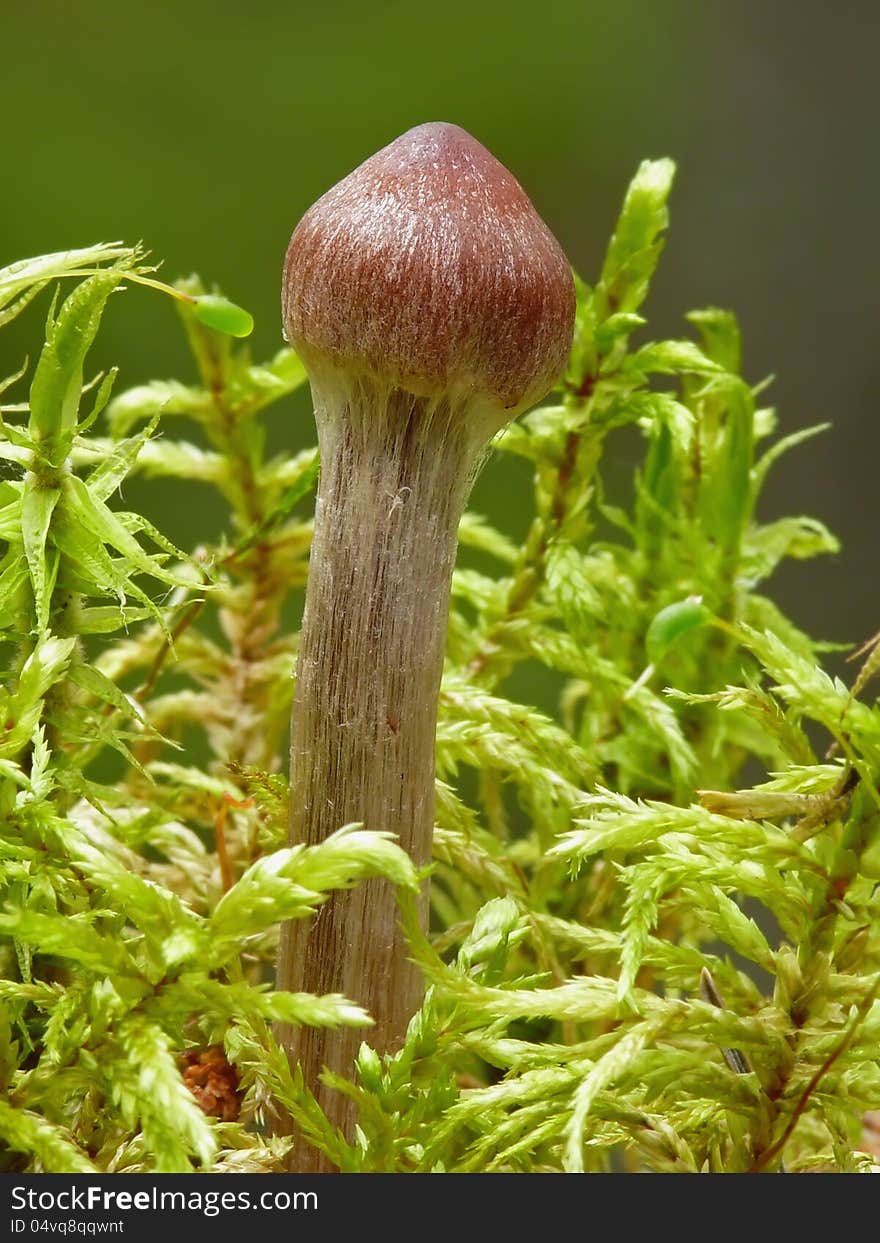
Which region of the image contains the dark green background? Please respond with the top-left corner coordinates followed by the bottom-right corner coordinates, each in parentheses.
top-left (2, 0), bottom-right (877, 647)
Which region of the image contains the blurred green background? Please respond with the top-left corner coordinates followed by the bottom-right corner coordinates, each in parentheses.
top-left (2, 0), bottom-right (878, 649)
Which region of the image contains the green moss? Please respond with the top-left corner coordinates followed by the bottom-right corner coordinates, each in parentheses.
top-left (0, 169), bottom-right (876, 1174)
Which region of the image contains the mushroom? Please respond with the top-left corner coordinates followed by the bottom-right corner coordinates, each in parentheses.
top-left (276, 122), bottom-right (574, 1168)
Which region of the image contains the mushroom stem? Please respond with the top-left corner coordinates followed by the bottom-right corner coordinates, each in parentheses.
top-left (275, 374), bottom-right (483, 1168)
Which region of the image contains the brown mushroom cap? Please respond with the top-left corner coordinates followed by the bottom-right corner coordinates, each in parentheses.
top-left (282, 122), bottom-right (575, 416)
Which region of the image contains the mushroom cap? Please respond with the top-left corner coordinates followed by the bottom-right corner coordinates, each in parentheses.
top-left (282, 122), bottom-right (575, 417)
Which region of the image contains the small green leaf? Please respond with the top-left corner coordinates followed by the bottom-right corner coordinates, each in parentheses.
top-left (699, 376), bottom-right (755, 551)
top-left (458, 512), bottom-right (519, 565)
top-left (742, 516), bottom-right (839, 585)
top-left (598, 158), bottom-right (676, 317)
top-left (61, 473), bottom-right (192, 591)
top-left (76, 366), bottom-right (118, 435)
top-left (0, 282), bottom-right (46, 330)
top-left (85, 414), bottom-right (160, 502)
top-left (646, 597), bottom-right (713, 665)
top-left (629, 339), bottom-right (721, 377)
top-left (0, 488), bottom-right (24, 542)
top-left (74, 605), bottom-right (153, 634)
top-left (753, 422), bottom-right (830, 495)
top-left (0, 555), bottom-right (30, 631)
top-left (51, 505), bottom-right (166, 624)
top-left (190, 294), bottom-right (254, 338)
top-left (639, 419), bottom-right (676, 532)
top-left (686, 308), bottom-right (742, 373)
top-left (68, 661), bottom-right (143, 720)
top-left (28, 272), bottom-right (123, 464)
top-left (20, 477), bottom-right (60, 630)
